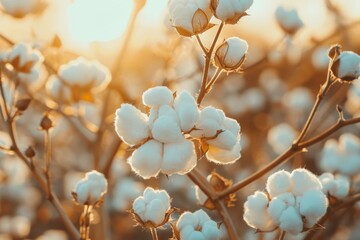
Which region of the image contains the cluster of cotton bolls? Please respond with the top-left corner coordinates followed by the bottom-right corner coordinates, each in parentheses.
top-left (0, 42), bottom-right (44, 87)
top-left (320, 133), bottom-right (360, 176)
top-left (114, 86), bottom-right (241, 179)
top-left (319, 173), bottom-right (350, 200)
top-left (46, 57), bottom-right (111, 104)
top-left (244, 169), bottom-right (328, 235)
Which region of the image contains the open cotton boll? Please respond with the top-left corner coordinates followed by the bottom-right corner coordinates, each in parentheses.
top-left (174, 91), bottom-right (199, 132)
top-left (319, 173), bottom-right (349, 199)
top-left (332, 51), bottom-right (360, 81)
top-left (168, 0), bottom-right (213, 37)
top-left (211, 0), bottom-right (253, 24)
top-left (214, 37), bottom-right (248, 71)
top-left (275, 6), bottom-right (303, 35)
top-left (244, 191), bottom-right (276, 231)
top-left (267, 123), bottom-right (296, 154)
top-left (177, 209), bottom-right (219, 240)
top-left (266, 170), bottom-right (292, 198)
top-left (128, 140), bottom-right (163, 179)
top-left (114, 104), bottom-right (150, 146)
top-left (278, 206), bottom-right (303, 235)
top-left (74, 170), bottom-right (108, 205)
top-left (206, 138), bottom-right (241, 164)
top-left (192, 106), bottom-right (225, 137)
top-left (132, 187), bottom-right (171, 227)
top-left (290, 168), bottom-right (322, 196)
top-left (142, 86), bottom-right (173, 107)
top-left (296, 189), bottom-right (328, 228)
top-left (161, 139), bottom-right (197, 175)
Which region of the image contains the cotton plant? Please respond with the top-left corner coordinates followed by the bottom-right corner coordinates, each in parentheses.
top-left (173, 209), bottom-right (219, 240)
top-left (0, 43), bottom-right (44, 87)
top-left (114, 86), bottom-right (242, 179)
top-left (244, 168), bottom-right (328, 235)
top-left (320, 133), bottom-right (360, 176)
top-left (46, 57), bottom-right (111, 104)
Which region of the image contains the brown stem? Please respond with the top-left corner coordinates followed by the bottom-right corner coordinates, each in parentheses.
top-left (150, 227), bottom-right (158, 240)
top-left (187, 168), bottom-right (216, 199)
top-left (197, 22), bottom-right (224, 105)
top-left (44, 129), bottom-right (52, 199)
top-left (214, 200), bottom-right (239, 240)
top-left (195, 34), bottom-right (208, 54)
top-left (279, 230), bottom-right (286, 240)
top-left (205, 67), bottom-right (223, 93)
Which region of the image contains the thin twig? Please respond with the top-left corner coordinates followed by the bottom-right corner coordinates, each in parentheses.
top-left (150, 228), bottom-right (159, 240)
top-left (279, 230), bottom-right (286, 240)
top-left (214, 200), bottom-right (239, 240)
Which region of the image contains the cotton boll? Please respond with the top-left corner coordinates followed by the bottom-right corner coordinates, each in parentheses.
top-left (207, 130), bottom-right (237, 150)
top-left (266, 170), bottom-right (292, 198)
top-left (142, 86), bottom-right (173, 107)
top-left (193, 106), bottom-right (225, 138)
top-left (132, 187), bottom-right (171, 227)
top-left (214, 37), bottom-right (248, 71)
top-left (206, 138), bottom-right (241, 164)
top-left (297, 189), bottom-right (328, 228)
top-left (174, 91), bottom-right (199, 132)
top-left (128, 140), bottom-right (162, 179)
top-left (161, 139), bottom-right (197, 175)
top-left (290, 169), bottom-right (322, 196)
top-left (177, 209), bottom-right (219, 240)
top-left (275, 6), bottom-right (303, 35)
top-left (267, 123), bottom-right (296, 154)
top-left (244, 191), bottom-right (276, 231)
top-left (331, 51), bottom-right (360, 81)
top-left (74, 170), bottom-right (108, 205)
top-left (168, 0), bottom-right (213, 37)
top-left (319, 173), bottom-right (350, 199)
top-left (320, 139), bottom-right (340, 172)
top-left (114, 104), bottom-right (150, 146)
top-left (279, 206), bottom-right (303, 235)
top-left (211, 0), bottom-right (253, 24)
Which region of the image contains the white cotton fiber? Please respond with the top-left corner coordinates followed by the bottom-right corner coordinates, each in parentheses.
top-left (279, 206), bottom-right (303, 234)
top-left (142, 86), bottom-right (173, 107)
top-left (290, 168), bottom-right (322, 196)
top-left (174, 91), bottom-right (199, 132)
top-left (266, 170), bottom-right (292, 198)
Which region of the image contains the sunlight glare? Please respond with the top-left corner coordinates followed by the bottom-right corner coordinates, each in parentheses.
top-left (67, 0), bottom-right (133, 43)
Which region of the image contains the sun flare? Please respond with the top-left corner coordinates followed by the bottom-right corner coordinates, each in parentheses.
top-left (67, 0), bottom-right (133, 43)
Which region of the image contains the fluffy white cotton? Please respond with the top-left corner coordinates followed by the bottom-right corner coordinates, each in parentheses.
top-left (111, 178), bottom-right (144, 212)
top-left (211, 0), bottom-right (253, 24)
top-left (177, 209), bottom-right (219, 240)
top-left (152, 106), bottom-right (183, 143)
top-left (332, 51), bottom-right (360, 81)
top-left (243, 191), bottom-right (276, 231)
top-left (162, 139), bottom-right (197, 175)
top-left (142, 86), bottom-right (174, 107)
top-left (74, 170), bottom-right (108, 205)
top-left (114, 104), bottom-right (150, 146)
top-left (128, 140), bottom-right (163, 179)
top-left (319, 173), bottom-right (350, 199)
top-left (296, 189), bottom-right (328, 228)
top-left (0, 0), bottom-right (40, 18)
top-left (266, 170), bottom-right (292, 198)
top-left (0, 43), bottom-right (44, 83)
top-left (192, 106), bottom-right (225, 138)
top-left (275, 6), bottom-right (303, 34)
top-left (174, 91), bottom-right (199, 132)
top-left (215, 37), bottom-right (248, 71)
top-left (132, 187), bottom-right (171, 227)
top-left (168, 0), bottom-right (213, 37)
top-left (267, 123), bottom-right (296, 154)
top-left (320, 133), bottom-right (360, 175)
top-left (290, 168), bottom-right (322, 196)
top-left (206, 138), bottom-right (241, 164)
top-left (245, 168), bottom-right (328, 234)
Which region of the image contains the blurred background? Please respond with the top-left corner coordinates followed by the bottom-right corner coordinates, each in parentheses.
top-left (0, 0), bottom-right (360, 239)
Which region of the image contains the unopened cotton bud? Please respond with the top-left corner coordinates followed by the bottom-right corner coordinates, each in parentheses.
top-left (74, 170), bottom-right (108, 205)
top-left (331, 51), bottom-right (360, 82)
top-left (15, 99), bottom-right (31, 111)
top-left (214, 37), bottom-right (248, 71)
top-left (132, 187), bottom-right (171, 227)
top-left (168, 0), bottom-right (213, 37)
top-left (114, 104), bottom-right (150, 146)
top-left (40, 113), bottom-right (53, 130)
top-left (275, 6), bottom-right (303, 35)
top-left (211, 0), bottom-right (253, 24)
top-left (25, 146), bottom-right (35, 158)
